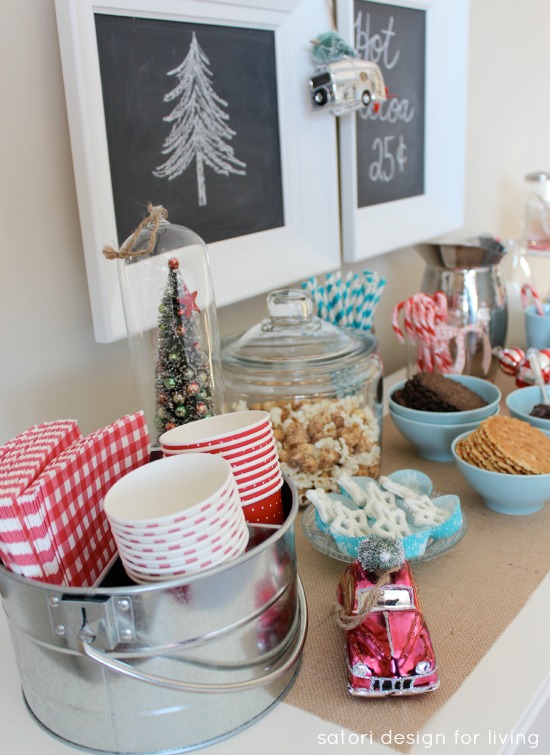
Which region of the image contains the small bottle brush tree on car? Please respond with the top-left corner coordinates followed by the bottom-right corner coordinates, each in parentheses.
top-left (155, 257), bottom-right (214, 441)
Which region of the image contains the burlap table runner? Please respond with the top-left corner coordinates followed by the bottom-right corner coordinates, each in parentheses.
top-left (285, 376), bottom-right (550, 752)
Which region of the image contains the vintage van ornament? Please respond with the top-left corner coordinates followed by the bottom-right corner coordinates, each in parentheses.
top-left (308, 31), bottom-right (387, 116)
top-left (309, 57), bottom-right (387, 116)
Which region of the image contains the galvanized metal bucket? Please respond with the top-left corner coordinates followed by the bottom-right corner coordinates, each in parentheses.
top-left (0, 481), bottom-right (306, 754)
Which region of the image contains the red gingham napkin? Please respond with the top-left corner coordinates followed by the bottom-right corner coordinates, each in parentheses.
top-left (17, 412), bottom-right (150, 587)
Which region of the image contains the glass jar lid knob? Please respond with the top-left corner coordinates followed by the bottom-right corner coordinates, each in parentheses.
top-left (265, 289), bottom-right (313, 323)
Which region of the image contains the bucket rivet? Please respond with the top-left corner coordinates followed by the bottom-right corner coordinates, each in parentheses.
top-left (55, 624), bottom-right (66, 636)
top-left (117, 599), bottom-right (131, 612)
top-left (49, 596), bottom-right (60, 607)
top-left (121, 629), bottom-right (133, 640)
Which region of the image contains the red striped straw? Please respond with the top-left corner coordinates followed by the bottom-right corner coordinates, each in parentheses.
top-left (521, 284), bottom-right (544, 315)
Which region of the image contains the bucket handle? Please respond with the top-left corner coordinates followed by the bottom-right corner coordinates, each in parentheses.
top-left (78, 578), bottom-right (307, 694)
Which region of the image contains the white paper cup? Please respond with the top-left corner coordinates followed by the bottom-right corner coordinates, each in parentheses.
top-left (161, 425), bottom-right (274, 455)
top-left (118, 516), bottom-right (248, 568)
top-left (233, 458), bottom-right (280, 486)
top-left (239, 475), bottom-right (285, 505)
top-left (107, 479), bottom-right (239, 534)
top-left (236, 467), bottom-right (282, 494)
top-left (229, 448), bottom-right (279, 473)
top-left (159, 411), bottom-right (271, 449)
top-left (109, 484), bottom-right (241, 539)
top-left (111, 492), bottom-right (243, 552)
top-left (213, 432), bottom-right (276, 458)
top-left (121, 524), bottom-right (249, 581)
top-left (104, 453), bottom-right (234, 527)
top-left (111, 511), bottom-right (232, 543)
top-left (241, 487), bottom-right (285, 525)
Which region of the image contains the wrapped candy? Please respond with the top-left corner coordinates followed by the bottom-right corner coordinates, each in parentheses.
top-left (495, 348), bottom-right (550, 387)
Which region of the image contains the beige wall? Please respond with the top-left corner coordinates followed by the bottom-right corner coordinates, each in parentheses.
top-left (1, 0), bottom-right (549, 444)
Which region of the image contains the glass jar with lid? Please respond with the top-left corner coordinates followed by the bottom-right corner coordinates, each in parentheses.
top-left (114, 207), bottom-right (225, 448)
top-left (221, 289), bottom-right (383, 503)
top-left (524, 171), bottom-right (550, 251)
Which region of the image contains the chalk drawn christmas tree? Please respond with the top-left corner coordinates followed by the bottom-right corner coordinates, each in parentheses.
top-left (154, 32), bottom-right (247, 206)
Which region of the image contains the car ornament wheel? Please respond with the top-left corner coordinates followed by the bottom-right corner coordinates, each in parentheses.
top-left (313, 89), bottom-right (328, 106)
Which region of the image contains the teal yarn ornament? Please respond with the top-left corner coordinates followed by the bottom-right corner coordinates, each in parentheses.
top-left (310, 31), bottom-right (358, 64)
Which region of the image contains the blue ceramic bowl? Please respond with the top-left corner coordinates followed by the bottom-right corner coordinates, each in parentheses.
top-left (451, 431), bottom-right (550, 515)
top-left (388, 375), bottom-right (501, 425)
top-left (506, 385), bottom-right (550, 432)
top-left (389, 407), bottom-right (498, 462)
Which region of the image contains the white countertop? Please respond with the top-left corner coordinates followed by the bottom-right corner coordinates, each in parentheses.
top-left (1, 370), bottom-right (549, 754)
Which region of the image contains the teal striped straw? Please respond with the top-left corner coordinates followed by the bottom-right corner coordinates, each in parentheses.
top-left (301, 270), bottom-right (386, 330)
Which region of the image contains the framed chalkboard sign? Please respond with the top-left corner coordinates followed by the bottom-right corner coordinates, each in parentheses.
top-left (337, 0), bottom-right (469, 262)
top-left (94, 14), bottom-right (284, 247)
top-left (55, 0), bottom-right (340, 343)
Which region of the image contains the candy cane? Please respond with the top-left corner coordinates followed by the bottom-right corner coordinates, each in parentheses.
top-left (407, 296), bottom-right (429, 371)
top-left (393, 293), bottom-right (454, 373)
top-left (429, 292), bottom-right (454, 372)
top-left (433, 290), bottom-right (448, 324)
top-left (432, 327), bottom-right (456, 373)
top-left (416, 338), bottom-right (432, 372)
top-left (452, 324), bottom-right (492, 375)
top-left (410, 295), bottom-right (431, 346)
top-left (431, 325), bottom-right (460, 374)
top-left (404, 298), bottom-right (418, 341)
top-left (416, 297), bottom-right (434, 339)
top-left (418, 294), bottom-right (450, 373)
top-left (521, 284), bottom-right (544, 315)
top-left (391, 300), bottom-right (408, 343)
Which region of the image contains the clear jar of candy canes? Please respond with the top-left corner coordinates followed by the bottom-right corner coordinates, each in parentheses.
top-left (393, 291), bottom-right (496, 379)
top-left (411, 240), bottom-right (508, 378)
top-left (524, 171), bottom-right (550, 251)
top-left (221, 290), bottom-right (383, 504)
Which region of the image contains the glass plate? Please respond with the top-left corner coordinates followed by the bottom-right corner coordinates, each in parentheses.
top-left (301, 504), bottom-right (468, 564)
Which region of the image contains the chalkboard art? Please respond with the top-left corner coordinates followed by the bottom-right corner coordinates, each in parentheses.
top-left (353, 0), bottom-right (426, 207)
top-left (95, 14), bottom-right (284, 246)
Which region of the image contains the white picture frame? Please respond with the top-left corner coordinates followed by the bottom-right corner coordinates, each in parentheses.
top-left (55, 0), bottom-right (340, 343)
top-left (337, 0), bottom-right (469, 262)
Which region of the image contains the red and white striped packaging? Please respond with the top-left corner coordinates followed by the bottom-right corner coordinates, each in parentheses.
top-left (0, 413), bottom-right (150, 586)
top-left (521, 283), bottom-right (544, 315)
top-left (17, 412), bottom-right (150, 587)
top-left (0, 421), bottom-right (81, 468)
top-left (0, 421), bottom-right (81, 575)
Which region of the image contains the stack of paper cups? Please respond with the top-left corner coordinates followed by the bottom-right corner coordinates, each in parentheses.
top-left (104, 453), bottom-right (249, 583)
top-left (160, 411), bottom-right (285, 525)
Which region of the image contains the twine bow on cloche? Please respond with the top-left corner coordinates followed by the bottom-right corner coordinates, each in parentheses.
top-left (102, 203), bottom-right (168, 261)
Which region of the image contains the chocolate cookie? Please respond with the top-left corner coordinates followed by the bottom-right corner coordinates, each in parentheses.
top-left (530, 404), bottom-right (550, 420)
top-left (397, 372), bottom-right (488, 412)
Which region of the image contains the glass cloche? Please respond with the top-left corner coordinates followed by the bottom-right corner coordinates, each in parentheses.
top-left (116, 209), bottom-right (224, 447)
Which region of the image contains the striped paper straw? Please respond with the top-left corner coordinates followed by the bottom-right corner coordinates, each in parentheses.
top-left (521, 284), bottom-right (544, 315)
top-left (301, 270), bottom-right (386, 330)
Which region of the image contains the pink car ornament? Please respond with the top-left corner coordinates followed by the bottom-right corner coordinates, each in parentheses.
top-left (336, 536), bottom-right (439, 697)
